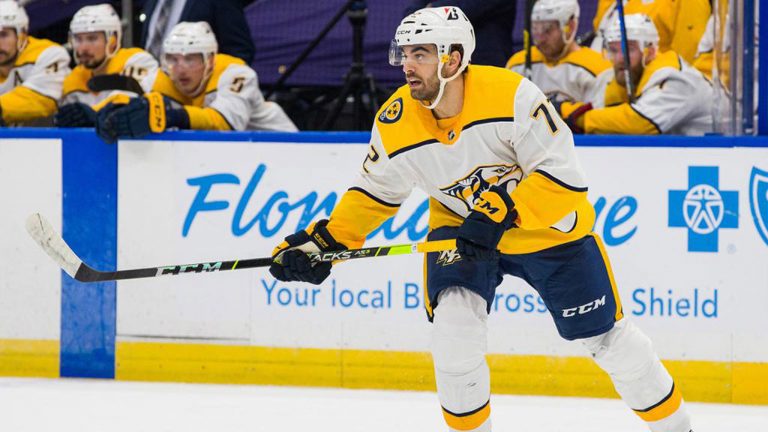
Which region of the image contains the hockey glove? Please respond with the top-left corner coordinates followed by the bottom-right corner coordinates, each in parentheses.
top-left (270, 219), bottom-right (347, 285)
top-left (456, 185), bottom-right (518, 261)
top-left (561, 102), bottom-right (592, 134)
top-left (55, 103), bottom-right (97, 127)
top-left (99, 92), bottom-right (190, 142)
top-left (94, 102), bottom-right (124, 144)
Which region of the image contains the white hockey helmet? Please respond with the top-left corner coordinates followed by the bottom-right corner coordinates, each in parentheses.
top-left (0, 1), bottom-right (29, 51)
top-left (162, 21), bottom-right (218, 57)
top-left (603, 13), bottom-right (659, 48)
top-left (70, 4), bottom-right (122, 66)
top-left (162, 22), bottom-right (218, 96)
top-left (389, 6), bottom-right (475, 109)
top-left (532, 0), bottom-right (580, 27)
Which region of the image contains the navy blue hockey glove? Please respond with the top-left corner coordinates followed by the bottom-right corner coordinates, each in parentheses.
top-left (95, 102), bottom-right (124, 144)
top-left (97, 93), bottom-right (189, 143)
top-left (270, 219), bottom-right (347, 285)
top-left (55, 103), bottom-right (97, 127)
top-left (456, 185), bottom-right (518, 261)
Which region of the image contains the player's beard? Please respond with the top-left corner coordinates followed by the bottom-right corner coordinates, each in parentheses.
top-left (407, 71), bottom-right (439, 102)
top-left (615, 61), bottom-right (643, 90)
top-left (0, 49), bottom-right (17, 67)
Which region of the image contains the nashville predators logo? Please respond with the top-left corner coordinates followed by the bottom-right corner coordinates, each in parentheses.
top-left (436, 249), bottom-right (462, 266)
top-left (440, 164), bottom-right (523, 212)
top-left (379, 98), bottom-right (403, 124)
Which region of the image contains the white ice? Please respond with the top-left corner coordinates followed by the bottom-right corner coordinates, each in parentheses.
top-left (1, 377), bottom-right (766, 432)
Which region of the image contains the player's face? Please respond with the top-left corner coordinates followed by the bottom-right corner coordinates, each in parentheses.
top-left (73, 32), bottom-right (108, 69)
top-left (165, 53), bottom-right (207, 94)
top-left (401, 45), bottom-right (441, 102)
top-left (606, 41), bottom-right (644, 88)
top-left (532, 20), bottom-right (565, 60)
top-left (0, 27), bottom-right (19, 66)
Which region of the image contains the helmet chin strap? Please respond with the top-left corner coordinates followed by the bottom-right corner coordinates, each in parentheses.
top-left (422, 60), bottom-right (463, 110)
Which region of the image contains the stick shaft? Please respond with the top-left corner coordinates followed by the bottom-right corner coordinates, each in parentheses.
top-left (616, 0), bottom-right (634, 102)
top-left (27, 213), bottom-right (456, 283)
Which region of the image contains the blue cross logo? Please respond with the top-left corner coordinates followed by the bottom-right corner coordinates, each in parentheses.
top-left (668, 166), bottom-right (738, 252)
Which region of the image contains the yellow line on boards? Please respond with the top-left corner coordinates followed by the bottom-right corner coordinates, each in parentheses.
top-left (115, 341), bottom-right (768, 405)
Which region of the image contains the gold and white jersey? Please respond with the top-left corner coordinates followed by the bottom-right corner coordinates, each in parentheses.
top-left (327, 65), bottom-right (595, 255)
top-left (0, 36), bottom-right (70, 124)
top-left (590, 0), bottom-right (710, 64)
top-left (586, 51), bottom-right (713, 135)
top-left (61, 48), bottom-right (159, 106)
top-left (154, 53), bottom-right (297, 132)
top-left (506, 46), bottom-right (611, 105)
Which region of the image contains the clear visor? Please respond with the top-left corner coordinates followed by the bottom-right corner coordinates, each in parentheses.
top-left (388, 40), bottom-right (440, 66)
top-left (70, 31), bottom-right (108, 50)
top-left (163, 52), bottom-right (206, 72)
top-left (531, 21), bottom-right (560, 38)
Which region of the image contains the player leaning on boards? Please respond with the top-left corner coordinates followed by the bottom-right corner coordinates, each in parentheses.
top-left (55, 4), bottom-right (159, 128)
top-left (506, 0), bottom-right (610, 109)
top-left (560, 14), bottom-right (713, 136)
top-left (95, 21), bottom-right (297, 143)
top-left (0, 0), bottom-right (69, 126)
top-left (270, 7), bottom-right (693, 432)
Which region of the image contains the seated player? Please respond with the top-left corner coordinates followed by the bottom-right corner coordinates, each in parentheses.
top-left (506, 0), bottom-right (610, 107)
top-left (96, 21), bottom-right (297, 142)
top-left (56, 4), bottom-right (159, 127)
top-left (562, 14), bottom-right (714, 136)
top-left (0, 1), bottom-right (69, 126)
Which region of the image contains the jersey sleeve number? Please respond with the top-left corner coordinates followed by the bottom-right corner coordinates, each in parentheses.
top-left (230, 77), bottom-right (246, 93)
top-left (531, 101), bottom-right (559, 135)
top-left (362, 145), bottom-right (380, 173)
top-left (122, 67), bottom-right (148, 80)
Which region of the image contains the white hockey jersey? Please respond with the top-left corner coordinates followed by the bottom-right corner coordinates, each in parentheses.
top-left (0, 36), bottom-right (70, 124)
top-left (585, 51), bottom-right (713, 135)
top-left (61, 48), bottom-right (159, 106)
top-left (506, 46), bottom-right (611, 105)
top-left (155, 53), bottom-right (297, 132)
top-left (327, 65), bottom-right (595, 257)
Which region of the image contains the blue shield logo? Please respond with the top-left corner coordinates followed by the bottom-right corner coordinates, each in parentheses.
top-left (749, 167), bottom-right (768, 246)
top-left (669, 166), bottom-right (738, 252)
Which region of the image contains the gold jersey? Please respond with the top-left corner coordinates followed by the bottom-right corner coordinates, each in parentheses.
top-left (61, 47), bottom-right (159, 106)
top-left (586, 51), bottom-right (713, 135)
top-left (0, 36), bottom-right (70, 124)
top-left (591, 0), bottom-right (711, 64)
top-left (506, 46), bottom-right (611, 105)
top-left (153, 53), bottom-right (296, 132)
top-left (327, 65), bottom-right (595, 255)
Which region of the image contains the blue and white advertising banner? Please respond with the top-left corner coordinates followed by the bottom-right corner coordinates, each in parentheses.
top-left (116, 140), bottom-right (768, 363)
top-left (0, 139), bottom-right (62, 341)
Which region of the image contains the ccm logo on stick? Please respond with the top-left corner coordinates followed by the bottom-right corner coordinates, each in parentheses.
top-left (562, 295), bottom-right (606, 318)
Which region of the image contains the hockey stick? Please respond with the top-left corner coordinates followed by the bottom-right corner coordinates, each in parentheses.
top-left (615, 0), bottom-right (634, 102)
top-left (87, 74), bottom-right (144, 94)
top-left (523, 0), bottom-right (534, 79)
top-left (25, 213), bottom-right (455, 283)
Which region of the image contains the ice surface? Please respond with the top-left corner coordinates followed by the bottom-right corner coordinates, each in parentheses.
top-left (1, 378), bottom-right (766, 432)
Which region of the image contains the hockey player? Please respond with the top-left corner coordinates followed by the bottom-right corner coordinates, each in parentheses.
top-left (0, 0), bottom-right (69, 125)
top-left (56, 4), bottom-right (159, 127)
top-left (563, 14), bottom-right (713, 136)
top-left (96, 21), bottom-right (296, 143)
top-left (590, 0), bottom-right (710, 64)
top-left (506, 0), bottom-right (610, 107)
top-left (270, 7), bottom-right (693, 432)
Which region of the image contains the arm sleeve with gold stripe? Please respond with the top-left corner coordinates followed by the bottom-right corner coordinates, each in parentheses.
top-left (1, 45), bottom-right (70, 123)
top-left (583, 103), bottom-right (661, 135)
top-left (507, 78), bottom-right (589, 230)
top-left (183, 105), bottom-right (232, 130)
top-left (326, 126), bottom-right (413, 248)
